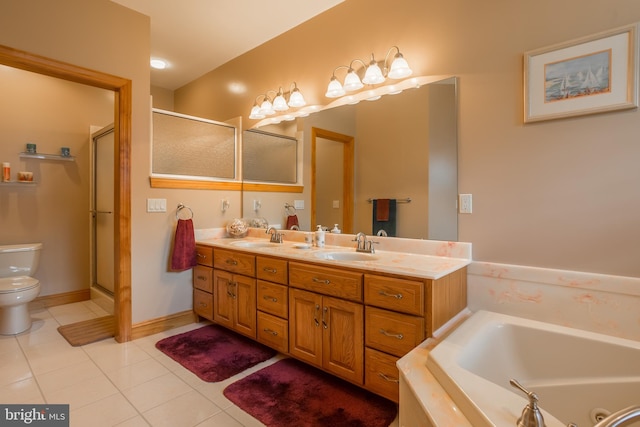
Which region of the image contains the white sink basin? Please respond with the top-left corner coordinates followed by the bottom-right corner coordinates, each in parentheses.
top-left (314, 251), bottom-right (379, 261)
top-left (229, 240), bottom-right (280, 248)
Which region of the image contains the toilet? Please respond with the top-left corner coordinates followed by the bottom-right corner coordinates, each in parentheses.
top-left (0, 243), bottom-right (42, 335)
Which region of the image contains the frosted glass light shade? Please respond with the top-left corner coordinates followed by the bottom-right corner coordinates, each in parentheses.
top-left (249, 105), bottom-right (265, 119)
top-left (259, 99), bottom-right (275, 115)
top-left (388, 54), bottom-right (413, 79)
top-left (272, 93), bottom-right (288, 111)
top-left (288, 88), bottom-right (306, 107)
top-left (325, 77), bottom-right (345, 98)
top-left (343, 70), bottom-right (364, 91)
top-left (363, 61), bottom-right (385, 85)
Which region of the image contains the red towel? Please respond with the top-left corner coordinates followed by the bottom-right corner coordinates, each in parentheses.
top-left (171, 219), bottom-right (197, 271)
top-left (376, 199), bottom-right (390, 221)
top-left (286, 214), bottom-right (299, 230)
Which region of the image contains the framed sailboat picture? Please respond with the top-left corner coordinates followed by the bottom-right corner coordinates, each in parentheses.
top-left (524, 24), bottom-right (638, 123)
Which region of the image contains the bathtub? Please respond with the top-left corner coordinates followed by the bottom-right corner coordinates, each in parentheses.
top-left (425, 311), bottom-right (640, 427)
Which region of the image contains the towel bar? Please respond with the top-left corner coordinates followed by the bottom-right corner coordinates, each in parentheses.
top-left (367, 198), bottom-right (411, 203)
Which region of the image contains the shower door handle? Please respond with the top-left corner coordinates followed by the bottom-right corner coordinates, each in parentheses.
top-left (90, 210), bottom-right (113, 216)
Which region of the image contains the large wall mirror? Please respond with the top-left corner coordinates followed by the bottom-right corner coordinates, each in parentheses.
top-left (242, 76), bottom-right (458, 241)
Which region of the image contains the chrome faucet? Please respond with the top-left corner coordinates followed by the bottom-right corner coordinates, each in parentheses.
top-left (266, 226), bottom-right (283, 243)
top-left (510, 379), bottom-right (546, 427)
top-left (353, 232), bottom-right (378, 253)
top-left (590, 405), bottom-right (640, 427)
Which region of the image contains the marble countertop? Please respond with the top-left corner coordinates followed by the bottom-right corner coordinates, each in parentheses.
top-left (196, 230), bottom-right (471, 280)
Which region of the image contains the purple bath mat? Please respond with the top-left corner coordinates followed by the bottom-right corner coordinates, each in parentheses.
top-left (223, 358), bottom-right (397, 427)
top-left (155, 324), bottom-right (277, 382)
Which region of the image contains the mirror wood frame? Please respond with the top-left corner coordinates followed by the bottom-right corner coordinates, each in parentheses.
top-left (311, 127), bottom-right (354, 233)
top-left (0, 44), bottom-right (132, 342)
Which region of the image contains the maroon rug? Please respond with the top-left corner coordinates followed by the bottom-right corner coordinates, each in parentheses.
top-left (155, 324), bottom-right (277, 382)
top-left (223, 358), bottom-right (397, 427)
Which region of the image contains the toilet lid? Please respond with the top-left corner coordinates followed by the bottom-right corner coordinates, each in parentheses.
top-left (0, 276), bottom-right (39, 293)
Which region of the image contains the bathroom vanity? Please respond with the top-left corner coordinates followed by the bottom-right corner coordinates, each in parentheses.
top-left (193, 230), bottom-right (470, 402)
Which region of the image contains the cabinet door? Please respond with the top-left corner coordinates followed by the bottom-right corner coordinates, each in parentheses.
top-left (289, 288), bottom-right (323, 368)
top-left (233, 274), bottom-right (256, 339)
top-left (213, 270), bottom-right (234, 329)
top-left (323, 296), bottom-right (364, 385)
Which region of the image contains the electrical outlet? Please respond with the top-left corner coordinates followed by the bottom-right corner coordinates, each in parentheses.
top-left (459, 194), bottom-right (472, 214)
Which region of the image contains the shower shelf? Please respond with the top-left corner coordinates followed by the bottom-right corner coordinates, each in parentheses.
top-left (19, 152), bottom-right (75, 161)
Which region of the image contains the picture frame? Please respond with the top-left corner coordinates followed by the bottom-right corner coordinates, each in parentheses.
top-left (524, 24), bottom-right (638, 123)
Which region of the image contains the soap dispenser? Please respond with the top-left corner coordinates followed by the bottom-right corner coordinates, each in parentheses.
top-left (331, 224), bottom-right (341, 234)
top-left (315, 225), bottom-right (325, 248)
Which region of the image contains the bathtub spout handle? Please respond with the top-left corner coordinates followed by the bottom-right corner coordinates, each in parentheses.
top-left (510, 379), bottom-right (546, 427)
top-left (592, 405), bottom-right (640, 427)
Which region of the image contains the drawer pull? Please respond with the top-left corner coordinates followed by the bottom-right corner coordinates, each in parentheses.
top-left (378, 372), bottom-right (399, 383)
top-left (312, 277), bottom-right (331, 285)
top-left (379, 290), bottom-right (403, 300)
top-left (198, 302), bottom-right (208, 307)
top-left (379, 329), bottom-right (404, 340)
top-left (225, 259), bottom-right (238, 266)
top-left (322, 306), bottom-right (328, 329)
top-left (263, 295), bottom-right (278, 303)
top-left (263, 267), bottom-right (277, 273)
top-left (196, 275), bottom-right (207, 281)
top-left (263, 328), bottom-right (279, 336)
top-left (197, 253), bottom-right (206, 259)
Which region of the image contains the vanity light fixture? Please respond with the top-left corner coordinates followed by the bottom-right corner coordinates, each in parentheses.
top-left (325, 46), bottom-right (413, 98)
top-left (249, 82), bottom-right (306, 120)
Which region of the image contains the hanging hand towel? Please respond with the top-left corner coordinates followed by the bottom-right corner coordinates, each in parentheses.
top-left (373, 199), bottom-right (397, 237)
top-left (286, 214), bottom-right (299, 230)
top-left (171, 218), bottom-right (197, 271)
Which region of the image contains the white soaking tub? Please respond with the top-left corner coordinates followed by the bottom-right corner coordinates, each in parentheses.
top-left (426, 311), bottom-right (640, 427)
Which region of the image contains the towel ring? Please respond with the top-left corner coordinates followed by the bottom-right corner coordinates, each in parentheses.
top-left (284, 203), bottom-right (297, 215)
top-left (176, 203), bottom-right (194, 220)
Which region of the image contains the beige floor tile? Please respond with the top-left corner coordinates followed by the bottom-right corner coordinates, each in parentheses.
top-left (0, 377), bottom-right (44, 404)
top-left (195, 411), bottom-right (245, 427)
top-left (142, 390), bottom-right (222, 427)
top-left (22, 339), bottom-right (90, 375)
top-left (43, 373), bottom-right (119, 410)
top-left (84, 340), bottom-right (151, 373)
top-left (121, 372), bottom-right (192, 413)
top-left (0, 347), bottom-right (32, 386)
top-left (36, 359), bottom-right (104, 394)
top-left (224, 405), bottom-right (266, 427)
top-left (106, 357), bottom-right (171, 391)
top-left (114, 416), bottom-right (151, 427)
top-left (70, 393), bottom-right (139, 427)
top-left (0, 335), bottom-right (20, 355)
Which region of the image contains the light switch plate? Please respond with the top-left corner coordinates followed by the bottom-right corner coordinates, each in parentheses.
top-left (294, 200), bottom-right (304, 210)
top-left (147, 198), bottom-right (167, 212)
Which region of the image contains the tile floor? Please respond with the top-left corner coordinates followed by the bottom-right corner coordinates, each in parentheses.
top-left (1, 300), bottom-right (400, 427)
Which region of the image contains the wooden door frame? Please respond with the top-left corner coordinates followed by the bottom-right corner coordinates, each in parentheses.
top-left (311, 127), bottom-right (354, 234)
top-left (0, 45), bottom-right (132, 342)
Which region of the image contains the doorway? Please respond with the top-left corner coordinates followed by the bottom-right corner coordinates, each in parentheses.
top-left (311, 127), bottom-right (354, 234)
top-left (0, 45), bottom-right (133, 342)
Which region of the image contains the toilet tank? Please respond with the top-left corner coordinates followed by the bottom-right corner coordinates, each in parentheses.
top-left (0, 243), bottom-right (42, 277)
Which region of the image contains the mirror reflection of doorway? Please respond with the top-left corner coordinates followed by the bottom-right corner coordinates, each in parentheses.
top-left (311, 127), bottom-right (354, 233)
top-left (90, 125), bottom-right (115, 313)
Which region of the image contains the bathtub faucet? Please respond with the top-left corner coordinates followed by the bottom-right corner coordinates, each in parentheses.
top-left (589, 405), bottom-right (640, 427)
top-left (510, 379), bottom-right (546, 427)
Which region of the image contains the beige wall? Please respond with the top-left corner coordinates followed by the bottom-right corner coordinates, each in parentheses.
top-left (176, 0), bottom-right (640, 278)
top-left (0, 67), bottom-right (113, 296)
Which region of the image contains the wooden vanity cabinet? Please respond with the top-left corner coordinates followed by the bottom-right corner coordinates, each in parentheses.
top-left (289, 263), bottom-right (365, 385)
top-left (193, 245), bottom-right (214, 320)
top-left (255, 256), bottom-right (289, 353)
top-left (363, 268), bottom-right (467, 402)
top-left (212, 249), bottom-right (257, 339)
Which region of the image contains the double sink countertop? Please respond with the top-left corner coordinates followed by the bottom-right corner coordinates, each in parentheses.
top-left (195, 228), bottom-right (472, 280)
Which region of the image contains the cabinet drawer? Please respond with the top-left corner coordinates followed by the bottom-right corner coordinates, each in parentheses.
top-left (193, 289), bottom-right (213, 320)
top-left (257, 280), bottom-right (288, 319)
top-left (365, 307), bottom-right (424, 357)
top-left (364, 274), bottom-right (424, 316)
top-left (289, 262), bottom-right (363, 302)
top-left (195, 245), bottom-right (213, 267)
top-left (213, 249), bottom-right (255, 276)
top-left (193, 265), bottom-right (212, 293)
top-left (257, 311), bottom-right (288, 354)
top-left (256, 256), bottom-right (288, 285)
top-left (365, 347), bottom-right (400, 402)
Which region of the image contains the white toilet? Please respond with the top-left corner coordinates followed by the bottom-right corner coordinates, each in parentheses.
top-left (0, 243), bottom-right (42, 335)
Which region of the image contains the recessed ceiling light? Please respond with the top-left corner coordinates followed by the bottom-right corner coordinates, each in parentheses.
top-left (150, 59), bottom-right (167, 70)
